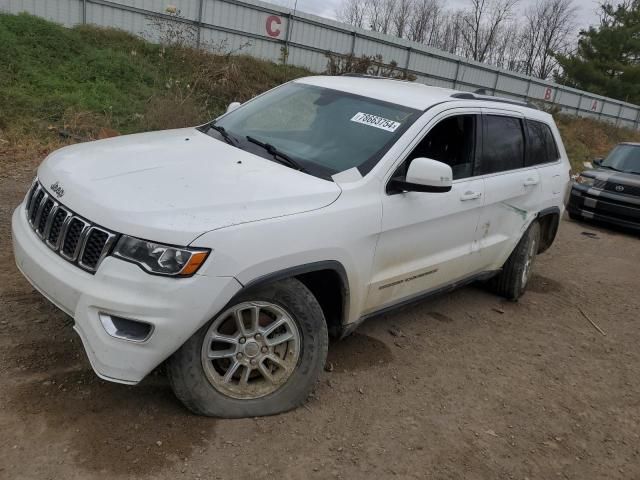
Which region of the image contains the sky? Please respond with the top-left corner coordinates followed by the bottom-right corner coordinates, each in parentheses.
top-left (264, 0), bottom-right (602, 36)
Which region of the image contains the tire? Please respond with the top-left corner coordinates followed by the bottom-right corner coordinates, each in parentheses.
top-left (568, 212), bottom-right (581, 221)
top-left (489, 221), bottom-right (541, 301)
top-left (167, 278), bottom-right (328, 418)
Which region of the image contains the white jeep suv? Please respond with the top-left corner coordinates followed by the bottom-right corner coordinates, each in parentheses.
top-left (12, 76), bottom-right (570, 417)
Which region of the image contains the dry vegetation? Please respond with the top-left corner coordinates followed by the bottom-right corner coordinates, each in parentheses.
top-left (555, 114), bottom-right (640, 172)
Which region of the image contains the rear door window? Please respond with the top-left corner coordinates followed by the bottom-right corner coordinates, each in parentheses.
top-left (525, 120), bottom-right (560, 166)
top-left (477, 115), bottom-right (525, 175)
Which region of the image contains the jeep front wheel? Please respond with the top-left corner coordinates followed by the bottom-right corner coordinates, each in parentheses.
top-left (167, 278), bottom-right (328, 418)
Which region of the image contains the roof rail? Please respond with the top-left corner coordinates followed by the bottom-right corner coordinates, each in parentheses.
top-left (450, 92), bottom-right (539, 110)
top-left (340, 73), bottom-right (411, 82)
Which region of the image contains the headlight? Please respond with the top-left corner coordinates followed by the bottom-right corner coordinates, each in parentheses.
top-left (113, 236), bottom-right (210, 277)
top-left (575, 174), bottom-right (595, 187)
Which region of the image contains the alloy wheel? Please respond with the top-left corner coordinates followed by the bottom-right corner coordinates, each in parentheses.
top-left (200, 301), bottom-right (301, 399)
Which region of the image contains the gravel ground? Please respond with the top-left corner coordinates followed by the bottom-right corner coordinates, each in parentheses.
top-left (1, 161), bottom-right (639, 480)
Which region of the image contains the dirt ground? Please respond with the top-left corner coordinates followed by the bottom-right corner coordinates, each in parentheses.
top-left (1, 158), bottom-right (639, 480)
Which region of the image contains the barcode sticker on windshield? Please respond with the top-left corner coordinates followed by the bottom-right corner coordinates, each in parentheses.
top-left (350, 112), bottom-right (401, 132)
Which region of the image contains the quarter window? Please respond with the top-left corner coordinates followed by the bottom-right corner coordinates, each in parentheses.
top-left (525, 120), bottom-right (559, 166)
top-left (478, 115), bottom-right (525, 175)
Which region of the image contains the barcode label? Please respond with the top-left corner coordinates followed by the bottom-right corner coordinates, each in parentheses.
top-left (350, 112), bottom-right (401, 132)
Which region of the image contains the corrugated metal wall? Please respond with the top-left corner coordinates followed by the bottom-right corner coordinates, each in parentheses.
top-left (3, 0), bottom-right (640, 129)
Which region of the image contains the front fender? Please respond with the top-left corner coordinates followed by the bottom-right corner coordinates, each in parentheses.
top-left (192, 199), bottom-right (382, 325)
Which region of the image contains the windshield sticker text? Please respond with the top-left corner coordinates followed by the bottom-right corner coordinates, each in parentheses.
top-left (350, 112), bottom-right (401, 132)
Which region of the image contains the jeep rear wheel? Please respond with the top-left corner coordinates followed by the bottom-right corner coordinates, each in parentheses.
top-left (167, 278), bottom-right (328, 418)
top-left (489, 221), bottom-right (541, 301)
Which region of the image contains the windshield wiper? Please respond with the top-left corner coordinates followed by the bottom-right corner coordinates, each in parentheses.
top-left (207, 123), bottom-right (238, 146)
top-left (246, 136), bottom-right (307, 173)
top-left (599, 164), bottom-right (623, 172)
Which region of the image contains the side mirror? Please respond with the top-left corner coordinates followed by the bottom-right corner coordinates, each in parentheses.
top-left (388, 158), bottom-right (453, 194)
top-left (592, 157), bottom-right (604, 167)
top-left (226, 102), bottom-right (241, 114)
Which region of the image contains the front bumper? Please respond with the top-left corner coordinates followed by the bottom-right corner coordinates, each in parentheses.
top-left (567, 185), bottom-right (640, 232)
top-left (12, 204), bottom-right (242, 384)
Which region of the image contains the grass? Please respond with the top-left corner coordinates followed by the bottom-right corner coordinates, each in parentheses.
top-left (0, 12), bottom-right (309, 140)
top-left (1, 12), bottom-right (639, 173)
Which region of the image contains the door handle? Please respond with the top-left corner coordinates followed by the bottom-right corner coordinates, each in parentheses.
top-left (460, 191), bottom-right (482, 201)
top-left (523, 177), bottom-right (539, 186)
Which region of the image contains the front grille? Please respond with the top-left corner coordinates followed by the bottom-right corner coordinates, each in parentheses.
top-left (29, 190), bottom-right (45, 224)
top-left (24, 180), bottom-right (118, 273)
top-left (37, 199), bottom-right (54, 233)
top-left (80, 229), bottom-right (110, 270)
top-left (593, 179), bottom-right (640, 197)
top-left (47, 209), bottom-right (67, 246)
top-left (61, 218), bottom-right (85, 258)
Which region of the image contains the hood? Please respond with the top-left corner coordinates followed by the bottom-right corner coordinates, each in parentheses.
top-left (37, 128), bottom-right (342, 246)
top-left (585, 167), bottom-right (640, 188)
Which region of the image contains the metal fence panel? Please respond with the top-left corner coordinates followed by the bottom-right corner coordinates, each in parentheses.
top-left (528, 82), bottom-right (552, 100)
top-left (86, 2), bottom-right (147, 39)
top-left (458, 65), bottom-right (498, 90)
top-left (497, 76), bottom-right (529, 97)
top-left (127, 0), bottom-right (200, 19)
top-left (621, 106), bottom-right (637, 121)
top-left (5, 0), bottom-right (81, 26)
top-left (2, 0), bottom-right (640, 129)
top-left (286, 45), bottom-right (324, 71)
top-left (291, 21), bottom-right (352, 55)
top-left (206, 0), bottom-right (275, 37)
top-left (354, 36), bottom-right (404, 65)
top-left (601, 103), bottom-right (619, 116)
top-left (410, 53), bottom-right (457, 83)
top-left (557, 90), bottom-right (581, 109)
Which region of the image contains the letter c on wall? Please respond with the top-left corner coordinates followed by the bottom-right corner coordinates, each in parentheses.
top-left (266, 15), bottom-right (282, 38)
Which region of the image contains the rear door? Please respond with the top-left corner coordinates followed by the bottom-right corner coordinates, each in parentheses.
top-left (476, 110), bottom-right (541, 270)
top-left (525, 118), bottom-right (564, 208)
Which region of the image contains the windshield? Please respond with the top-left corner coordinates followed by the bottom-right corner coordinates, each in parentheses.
top-left (602, 144), bottom-right (640, 174)
top-left (209, 82), bottom-right (420, 179)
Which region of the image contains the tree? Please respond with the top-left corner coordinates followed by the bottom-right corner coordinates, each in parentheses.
top-left (555, 1), bottom-right (640, 103)
top-left (523, 0), bottom-right (577, 78)
top-left (438, 11), bottom-right (466, 55)
top-left (490, 20), bottom-right (525, 71)
top-left (392, 0), bottom-right (413, 38)
top-left (336, 0), bottom-right (367, 28)
top-left (408, 0), bottom-right (443, 45)
top-left (364, 0), bottom-right (397, 34)
top-left (335, 0), bottom-right (578, 81)
top-left (460, 0), bottom-right (520, 63)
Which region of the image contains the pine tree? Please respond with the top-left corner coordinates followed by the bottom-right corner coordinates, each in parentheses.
top-left (555, 1), bottom-right (640, 103)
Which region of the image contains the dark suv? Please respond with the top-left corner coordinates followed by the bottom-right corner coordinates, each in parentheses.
top-left (568, 143), bottom-right (640, 232)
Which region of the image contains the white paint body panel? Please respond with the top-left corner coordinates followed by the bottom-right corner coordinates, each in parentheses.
top-left (11, 78), bottom-right (570, 384)
top-left (366, 177), bottom-right (485, 312)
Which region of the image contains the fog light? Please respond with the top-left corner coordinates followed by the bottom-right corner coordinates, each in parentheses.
top-left (99, 313), bottom-right (154, 343)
